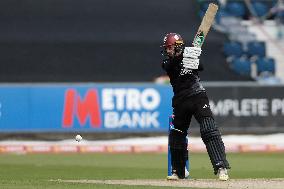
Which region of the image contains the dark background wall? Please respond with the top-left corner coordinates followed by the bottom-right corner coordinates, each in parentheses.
top-left (0, 0), bottom-right (250, 82)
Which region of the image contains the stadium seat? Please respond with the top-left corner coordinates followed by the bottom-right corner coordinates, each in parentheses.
top-left (247, 41), bottom-right (266, 57)
top-left (251, 0), bottom-right (277, 6)
top-left (256, 57), bottom-right (275, 74)
top-left (223, 41), bottom-right (244, 57)
top-left (252, 2), bottom-right (269, 17)
top-left (215, 9), bottom-right (231, 23)
top-left (277, 10), bottom-right (284, 24)
top-left (232, 57), bottom-right (252, 75)
top-left (226, 1), bottom-right (246, 18)
top-left (199, 10), bottom-right (205, 18)
top-left (231, 57), bottom-right (251, 75)
top-left (200, 2), bottom-right (212, 12)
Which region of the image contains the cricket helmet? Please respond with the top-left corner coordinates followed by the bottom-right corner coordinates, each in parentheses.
top-left (161, 33), bottom-right (185, 56)
top-left (162, 33), bottom-right (184, 47)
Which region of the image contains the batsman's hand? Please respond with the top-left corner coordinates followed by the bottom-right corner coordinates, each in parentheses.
top-left (183, 47), bottom-right (202, 59)
top-left (182, 57), bottom-right (199, 70)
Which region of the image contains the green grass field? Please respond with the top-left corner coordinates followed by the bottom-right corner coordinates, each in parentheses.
top-left (0, 153), bottom-right (284, 189)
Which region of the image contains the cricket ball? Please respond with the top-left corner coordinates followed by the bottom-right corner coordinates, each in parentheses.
top-left (75, 134), bottom-right (83, 142)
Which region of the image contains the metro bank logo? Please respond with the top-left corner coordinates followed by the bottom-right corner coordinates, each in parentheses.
top-left (62, 89), bottom-right (102, 128)
top-left (62, 88), bottom-right (161, 129)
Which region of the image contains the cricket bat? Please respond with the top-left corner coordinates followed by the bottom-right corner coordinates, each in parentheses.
top-left (192, 3), bottom-right (218, 48)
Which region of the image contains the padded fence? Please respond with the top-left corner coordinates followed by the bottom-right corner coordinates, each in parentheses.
top-left (0, 82), bottom-right (284, 133)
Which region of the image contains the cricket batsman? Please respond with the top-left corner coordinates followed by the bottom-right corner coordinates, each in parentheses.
top-left (161, 33), bottom-right (230, 181)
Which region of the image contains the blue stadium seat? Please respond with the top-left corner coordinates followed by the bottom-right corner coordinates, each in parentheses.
top-left (226, 1), bottom-right (246, 18)
top-left (247, 41), bottom-right (266, 57)
top-left (251, 0), bottom-right (276, 6)
top-left (199, 10), bottom-right (205, 18)
top-left (277, 10), bottom-right (284, 24)
top-left (200, 2), bottom-right (212, 12)
top-left (252, 2), bottom-right (269, 17)
top-left (215, 9), bottom-right (231, 23)
top-left (231, 57), bottom-right (251, 75)
top-left (223, 41), bottom-right (244, 57)
top-left (256, 57), bottom-right (275, 74)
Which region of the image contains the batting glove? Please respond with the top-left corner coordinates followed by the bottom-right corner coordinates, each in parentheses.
top-left (182, 57), bottom-right (199, 70)
top-left (183, 47), bottom-right (202, 59)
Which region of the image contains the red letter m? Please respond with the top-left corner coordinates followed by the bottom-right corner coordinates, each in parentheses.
top-left (62, 89), bottom-right (101, 128)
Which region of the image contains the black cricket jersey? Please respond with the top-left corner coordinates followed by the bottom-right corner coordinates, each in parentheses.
top-left (162, 54), bottom-right (205, 107)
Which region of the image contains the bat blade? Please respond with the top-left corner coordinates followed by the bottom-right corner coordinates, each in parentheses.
top-left (192, 3), bottom-right (218, 48)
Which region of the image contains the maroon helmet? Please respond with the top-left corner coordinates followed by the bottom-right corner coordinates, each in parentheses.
top-left (161, 33), bottom-right (185, 56)
top-left (162, 33), bottom-right (184, 47)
